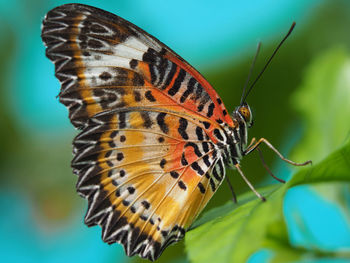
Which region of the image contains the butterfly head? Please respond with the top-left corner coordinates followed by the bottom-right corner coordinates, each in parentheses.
top-left (235, 102), bottom-right (253, 128)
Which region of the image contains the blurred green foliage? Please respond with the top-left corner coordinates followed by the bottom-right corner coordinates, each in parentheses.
top-left (291, 46), bottom-right (350, 163)
top-left (0, 21), bottom-right (20, 168)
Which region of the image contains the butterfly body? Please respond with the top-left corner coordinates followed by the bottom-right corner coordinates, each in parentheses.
top-left (41, 4), bottom-right (280, 261)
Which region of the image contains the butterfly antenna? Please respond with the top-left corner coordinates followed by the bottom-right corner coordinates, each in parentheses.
top-left (240, 42), bottom-right (261, 106)
top-left (242, 22), bottom-right (296, 103)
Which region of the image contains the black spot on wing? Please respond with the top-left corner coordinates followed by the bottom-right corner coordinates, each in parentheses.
top-left (156, 112), bottom-right (168, 134)
top-left (209, 178), bottom-right (216, 192)
top-left (170, 171), bottom-right (179, 179)
top-left (116, 152), bottom-right (124, 161)
top-left (140, 112), bottom-right (153, 128)
top-left (141, 200), bottom-right (150, 209)
top-left (195, 126), bottom-right (204, 141)
top-left (142, 48), bottom-right (158, 64)
top-left (119, 112), bottom-right (127, 129)
top-left (168, 68), bottom-right (186, 96)
top-left (212, 168), bottom-right (222, 181)
top-left (112, 180), bottom-right (118, 186)
top-left (198, 182), bottom-right (205, 193)
top-left (129, 59), bottom-right (138, 69)
top-left (207, 103), bottom-right (215, 118)
top-left (160, 158), bottom-right (166, 168)
top-left (110, 130), bottom-right (118, 138)
top-left (178, 118), bottom-right (189, 140)
top-left (202, 121), bottom-right (211, 129)
top-left (202, 142), bottom-right (209, 153)
top-left (203, 155), bottom-right (211, 167)
top-left (180, 77), bottom-right (195, 103)
top-left (197, 103), bottom-right (204, 112)
top-left (127, 186), bottom-right (135, 194)
top-left (178, 180), bottom-right (187, 190)
top-left (145, 90), bottom-right (156, 102)
top-left (105, 151), bottom-right (112, 158)
top-left (181, 153), bottom-right (188, 166)
top-left (191, 162), bottom-right (205, 176)
top-left (133, 90), bottom-right (141, 102)
top-left (99, 71), bottom-right (112, 80)
top-left (213, 129), bottom-right (224, 141)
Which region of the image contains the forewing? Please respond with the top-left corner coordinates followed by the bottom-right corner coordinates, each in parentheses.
top-left (41, 3), bottom-right (229, 261)
top-left (41, 3), bottom-right (233, 129)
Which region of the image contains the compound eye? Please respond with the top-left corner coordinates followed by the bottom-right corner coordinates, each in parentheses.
top-left (238, 105), bottom-right (253, 127)
top-left (239, 106), bottom-right (251, 122)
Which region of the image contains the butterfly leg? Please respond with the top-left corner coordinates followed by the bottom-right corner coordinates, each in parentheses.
top-left (246, 137), bottom-right (257, 149)
top-left (244, 138), bottom-right (312, 166)
top-left (225, 176), bottom-right (237, 203)
top-left (234, 164), bottom-right (266, 202)
top-left (256, 146), bottom-right (285, 183)
top-left (246, 138), bottom-right (286, 183)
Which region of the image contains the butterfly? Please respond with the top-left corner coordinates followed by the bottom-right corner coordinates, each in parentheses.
top-left (41, 4), bottom-right (311, 261)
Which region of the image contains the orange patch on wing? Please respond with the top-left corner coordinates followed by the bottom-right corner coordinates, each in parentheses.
top-left (182, 168), bottom-right (200, 186)
top-left (137, 61), bottom-right (152, 81)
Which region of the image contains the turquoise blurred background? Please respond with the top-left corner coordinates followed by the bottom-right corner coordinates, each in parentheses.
top-left (1, 0), bottom-right (349, 262)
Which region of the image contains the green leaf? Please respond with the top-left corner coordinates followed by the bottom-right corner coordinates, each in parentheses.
top-left (185, 139), bottom-right (350, 263)
top-left (291, 46), bottom-right (350, 163)
top-left (189, 184), bottom-right (280, 230)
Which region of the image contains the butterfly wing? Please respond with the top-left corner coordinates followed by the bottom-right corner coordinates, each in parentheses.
top-left (42, 3), bottom-right (230, 261)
